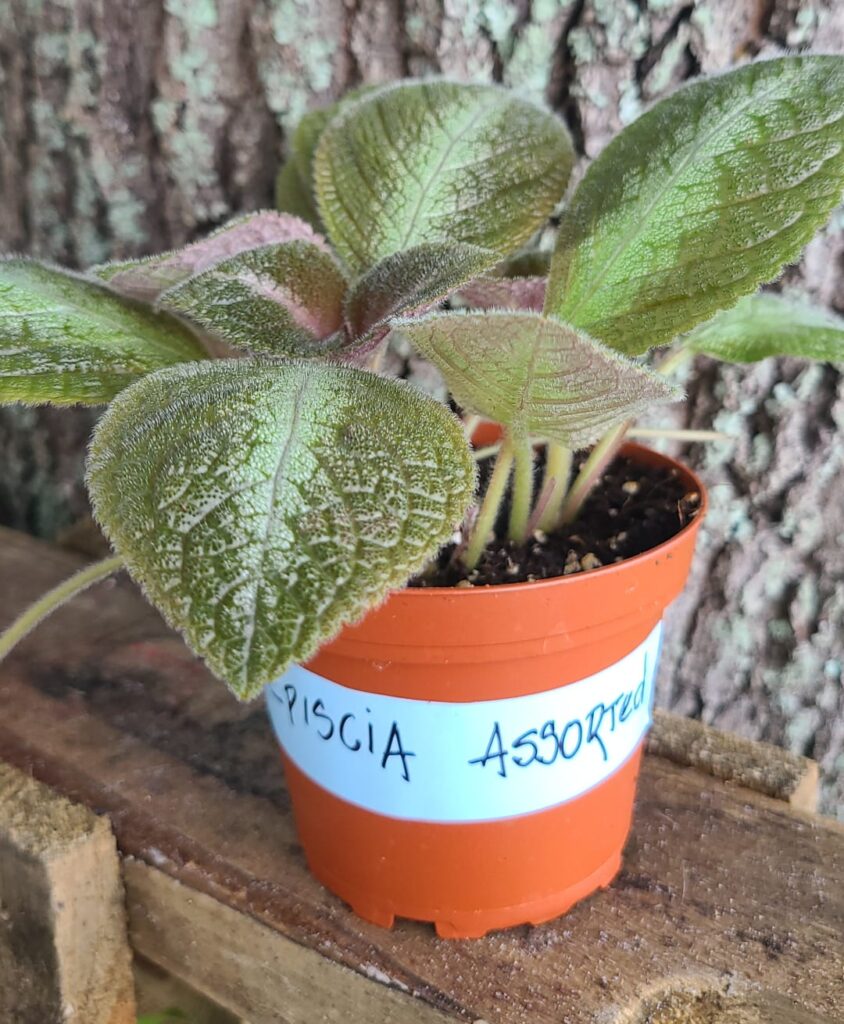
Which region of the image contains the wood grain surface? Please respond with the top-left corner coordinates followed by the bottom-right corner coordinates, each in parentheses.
top-left (0, 528), bottom-right (841, 1023)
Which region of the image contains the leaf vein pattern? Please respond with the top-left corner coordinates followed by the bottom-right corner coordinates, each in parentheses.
top-left (242, 374), bottom-right (309, 680)
top-left (399, 97), bottom-right (499, 251)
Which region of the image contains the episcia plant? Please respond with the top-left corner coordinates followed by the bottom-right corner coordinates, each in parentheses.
top-left (1, 59), bottom-right (844, 701)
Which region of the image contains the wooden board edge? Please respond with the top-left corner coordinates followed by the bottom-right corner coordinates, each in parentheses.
top-left (648, 709), bottom-right (819, 813)
top-left (0, 761), bottom-right (136, 1023)
top-left (123, 858), bottom-right (464, 1024)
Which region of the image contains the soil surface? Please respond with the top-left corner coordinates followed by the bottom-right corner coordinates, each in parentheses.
top-left (411, 453), bottom-right (701, 588)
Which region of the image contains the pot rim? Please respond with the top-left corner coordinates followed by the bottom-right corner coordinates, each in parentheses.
top-left (398, 440), bottom-right (708, 598)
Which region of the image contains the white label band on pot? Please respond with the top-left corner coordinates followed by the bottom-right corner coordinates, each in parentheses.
top-left (267, 622), bottom-right (662, 824)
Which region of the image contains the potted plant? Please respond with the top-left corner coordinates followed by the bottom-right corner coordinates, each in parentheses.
top-left (1, 60), bottom-right (843, 939)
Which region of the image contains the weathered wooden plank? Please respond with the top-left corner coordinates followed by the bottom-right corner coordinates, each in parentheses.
top-left (126, 860), bottom-right (455, 1024)
top-left (648, 709), bottom-right (819, 811)
top-left (615, 976), bottom-right (838, 1024)
top-left (0, 527), bottom-right (842, 1023)
top-left (0, 760), bottom-right (136, 1024)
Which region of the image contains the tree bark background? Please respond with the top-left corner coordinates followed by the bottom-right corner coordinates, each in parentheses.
top-left (1, 0), bottom-right (843, 813)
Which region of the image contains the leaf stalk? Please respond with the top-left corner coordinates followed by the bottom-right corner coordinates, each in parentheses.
top-left (0, 555), bottom-right (124, 663)
top-left (558, 421), bottom-right (629, 526)
top-left (657, 345), bottom-right (694, 377)
top-left (628, 427), bottom-right (730, 443)
top-left (508, 434), bottom-right (535, 543)
top-left (537, 442), bottom-right (573, 532)
top-left (463, 437), bottom-right (514, 571)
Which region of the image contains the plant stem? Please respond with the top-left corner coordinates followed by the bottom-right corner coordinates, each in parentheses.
top-left (526, 474), bottom-right (556, 537)
top-left (657, 344), bottom-right (693, 377)
top-left (463, 438), bottom-right (514, 571)
top-left (508, 434), bottom-right (534, 543)
top-left (0, 555), bottom-right (124, 662)
top-left (537, 442), bottom-right (573, 532)
top-left (463, 413), bottom-right (481, 439)
top-left (558, 421), bottom-right (629, 526)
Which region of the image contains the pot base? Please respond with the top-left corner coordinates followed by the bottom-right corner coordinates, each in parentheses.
top-left (328, 850), bottom-right (622, 939)
top-left (282, 747), bottom-right (643, 939)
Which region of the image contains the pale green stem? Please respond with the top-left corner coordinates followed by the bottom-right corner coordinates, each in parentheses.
top-left (544, 346), bottom-right (695, 532)
top-left (463, 438), bottom-right (514, 571)
top-left (473, 442), bottom-right (501, 462)
top-left (657, 345), bottom-right (694, 377)
top-left (537, 442), bottom-right (573, 533)
top-left (628, 427), bottom-right (730, 443)
top-left (0, 555), bottom-right (124, 662)
top-left (463, 413), bottom-right (481, 439)
top-left (558, 421), bottom-right (629, 526)
top-left (508, 435), bottom-right (535, 543)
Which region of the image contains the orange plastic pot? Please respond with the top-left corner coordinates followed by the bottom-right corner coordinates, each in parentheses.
top-left (267, 443), bottom-right (706, 938)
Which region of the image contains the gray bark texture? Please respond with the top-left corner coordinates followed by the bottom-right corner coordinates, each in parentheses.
top-left (1, 0), bottom-right (843, 813)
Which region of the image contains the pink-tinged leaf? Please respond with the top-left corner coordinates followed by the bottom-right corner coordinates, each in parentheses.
top-left (339, 324), bottom-right (393, 368)
top-left (160, 241), bottom-right (348, 357)
top-left (344, 242), bottom-right (500, 345)
top-left (93, 212), bottom-right (330, 303)
top-left (457, 276), bottom-right (547, 312)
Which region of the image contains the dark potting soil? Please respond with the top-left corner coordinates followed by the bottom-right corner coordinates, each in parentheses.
top-left (410, 452), bottom-right (701, 588)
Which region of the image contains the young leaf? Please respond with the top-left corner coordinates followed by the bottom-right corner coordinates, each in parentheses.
top-left (545, 55), bottom-right (844, 355)
top-left (456, 276), bottom-right (547, 312)
top-left (87, 359), bottom-right (475, 698)
top-left (685, 292), bottom-right (844, 363)
top-left (159, 241), bottom-right (348, 356)
top-left (399, 310), bottom-right (679, 449)
top-left (0, 259), bottom-right (205, 405)
top-left (315, 80), bottom-right (574, 273)
top-left (94, 211), bottom-right (327, 302)
top-left (343, 242), bottom-right (500, 347)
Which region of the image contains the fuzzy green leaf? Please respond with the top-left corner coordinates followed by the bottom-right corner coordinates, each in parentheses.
top-left (160, 241), bottom-right (348, 356)
top-left (545, 55), bottom-right (844, 355)
top-left (315, 80), bottom-right (574, 273)
top-left (685, 292), bottom-right (844, 363)
top-left (276, 86), bottom-right (385, 228)
top-left (0, 259), bottom-right (205, 405)
top-left (399, 310), bottom-right (679, 448)
top-left (94, 212), bottom-right (327, 302)
top-left (276, 109), bottom-right (341, 229)
top-left (87, 359), bottom-right (476, 698)
top-left (344, 242), bottom-right (500, 346)
top-left (275, 156), bottom-right (322, 226)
